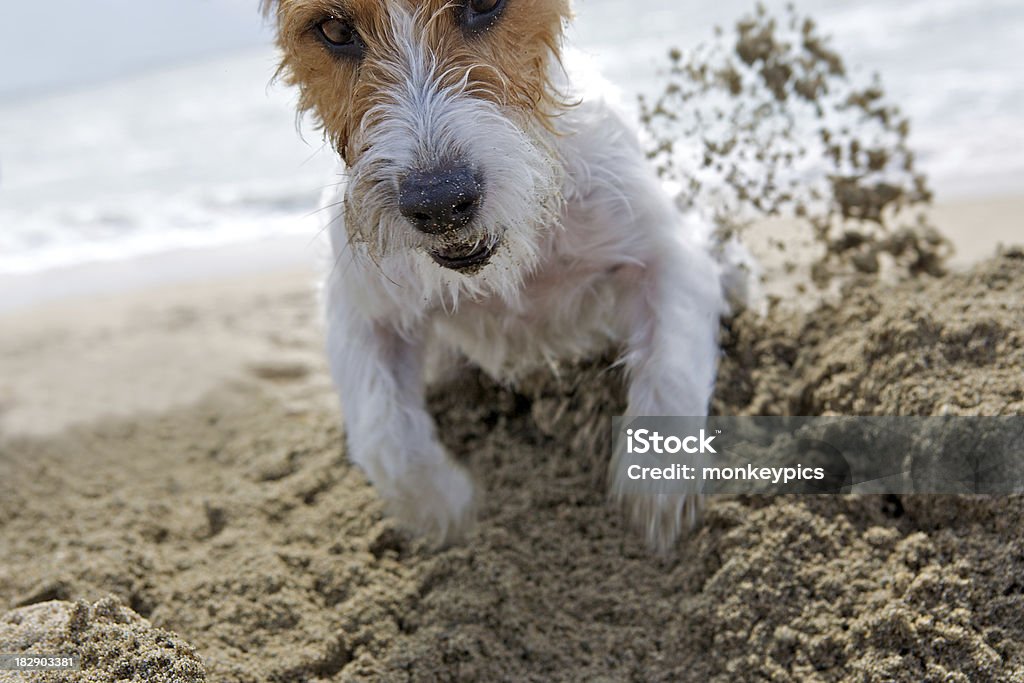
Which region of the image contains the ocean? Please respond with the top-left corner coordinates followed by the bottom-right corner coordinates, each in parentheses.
top-left (1, 0), bottom-right (1021, 276)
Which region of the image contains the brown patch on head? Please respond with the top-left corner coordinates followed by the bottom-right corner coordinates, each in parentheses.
top-left (263, 0), bottom-right (571, 164)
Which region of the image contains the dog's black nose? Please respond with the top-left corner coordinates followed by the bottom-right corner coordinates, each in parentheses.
top-left (398, 162), bottom-right (483, 234)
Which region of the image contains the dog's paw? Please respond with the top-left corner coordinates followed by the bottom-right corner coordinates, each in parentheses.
top-left (385, 459), bottom-right (477, 548)
top-left (613, 491), bottom-right (704, 554)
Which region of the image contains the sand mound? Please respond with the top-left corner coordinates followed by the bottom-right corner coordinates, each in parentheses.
top-left (716, 248), bottom-right (1024, 418)
top-left (0, 597), bottom-right (205, 682)
top-left (1, 253), bottom-right (1022, 681)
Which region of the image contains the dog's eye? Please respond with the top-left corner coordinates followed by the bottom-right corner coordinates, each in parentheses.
top-left (463, 0), bottom-right (506, 34)
top-left (316, 17), bottom-right (363, 57)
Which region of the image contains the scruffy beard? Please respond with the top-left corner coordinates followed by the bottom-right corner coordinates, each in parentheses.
top-left (341, 96), bottom-right (565, 312)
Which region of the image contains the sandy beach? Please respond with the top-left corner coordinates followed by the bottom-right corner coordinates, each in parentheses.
top-left (0, 193), bottom-right (1022, 681)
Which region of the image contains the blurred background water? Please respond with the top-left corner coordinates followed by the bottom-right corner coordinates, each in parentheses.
top-left (1, 0), bottom-right (1021, 275)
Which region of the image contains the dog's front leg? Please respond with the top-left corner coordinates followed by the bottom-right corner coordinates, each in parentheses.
top-left (611, 239), bottom-right (724, 553)
top-left (325, 283), bottom-right (475, 546)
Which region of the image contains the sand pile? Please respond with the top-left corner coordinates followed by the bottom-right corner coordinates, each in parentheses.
top-left (715, 248), bottom-right (1024, 418)
top-left (0, 597), bottom-right (205, 682)
top-left (1, 252), bottom-right (1022, 681)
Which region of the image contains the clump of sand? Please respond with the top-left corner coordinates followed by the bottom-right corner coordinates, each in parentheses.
top-left (0, 597), bottom-right (205, 682)
top-left (0, 253), bottom-right (1022, 681)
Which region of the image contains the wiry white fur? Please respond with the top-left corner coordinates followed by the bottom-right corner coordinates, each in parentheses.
top-left (338, 6), bottom-right (562, 326)
top-left (319, 10), bottom-right (754, 551)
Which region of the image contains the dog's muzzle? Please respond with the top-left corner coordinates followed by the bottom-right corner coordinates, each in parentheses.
top-left (428, 241), bottom-right (497, 270)
top-left (398, 160), bottom-right (495, 271)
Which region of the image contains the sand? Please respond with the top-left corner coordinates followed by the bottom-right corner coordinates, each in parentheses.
top-left (0, 598), bottom-right (205, 682)
top-left (1, 218), bottom-right (1023, 680)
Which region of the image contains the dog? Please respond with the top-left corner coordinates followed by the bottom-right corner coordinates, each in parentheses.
top-left (262, 0), bottom-right (755, 551)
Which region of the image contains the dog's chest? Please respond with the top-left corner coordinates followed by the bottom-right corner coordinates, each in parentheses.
top-left (432, 256), bottom-right (631, 379)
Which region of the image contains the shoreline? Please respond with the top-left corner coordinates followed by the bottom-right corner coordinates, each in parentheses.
top-left (0, 233), bottom-right (324, 317)
top-left (2, 191), bottom-right (1021, 319)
